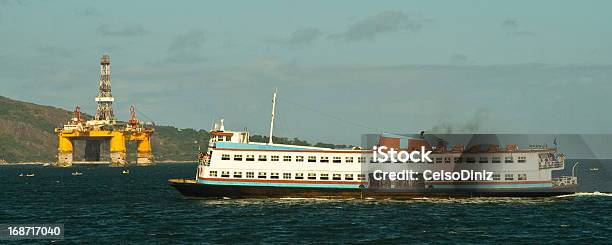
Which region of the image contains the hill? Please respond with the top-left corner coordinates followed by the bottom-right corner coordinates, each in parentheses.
top-left (0, 96), bottom-right (74, 162)
top-left (0, 96), bottom-right (347, 163)
top-left (0, 95), bottom-right (211, 162)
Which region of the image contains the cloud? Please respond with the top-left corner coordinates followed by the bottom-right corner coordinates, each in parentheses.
top-left (165, 31), bottom-right (207, 63)
top-left (501, 19), bottom-right (518, 29)
top-left (168, 31), bottom-right (206, 52)
top-left (76, 7), bottom-right (98, 17)
top-left (96, 24), bottom-right (149, 37)
top-left (449, 54), bottom-right (469, 65)
top-left (270, 27), bottom-right (322, 46)
top-left (0, 0), bottom-right (27, 7)
top-left (501, 18), bottom-right (534, 37)
top-left (335, 11), bottom-right (425, 41)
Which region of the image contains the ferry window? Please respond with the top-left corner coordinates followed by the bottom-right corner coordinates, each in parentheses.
top-left (221, 171), bottom-right (230, 178)
top-left (246, 155), bottom-right (255, 161)
top-left (258, 172), bottom-right (267, 179)
top-left (271, 155), bottom-right (279, 162)
top-left (492, 173), bottom-right (500, 180)
top-left (504, 174), bottom-right (514, 181)
top-left (270, 173), bottom-right (280, 179)
top-left (518, 174), bottom-right (527, 180)
top-left (333, 157), bottom-right (342, 163)
top-left (246, 172), bottom-right (254, 178)
top-left (221, 154), bottom-right (230, 160)
top-left (454, 157), bottom-right (462, 163)
top-left (357, 174), bottom-right (366, 180)
top-left (466, 157), bottom-right (476, 163)
top-left (345, 157), bottom-right (354, 163)
top-left (258, 155), bottom-right (267, 161)
top-left (320, 173), bottom-right (329, 180)
top-left (444, 157), bottom-right (451, 163)
top-left (332, 174), bottom-right (342, 180)
top-left (209, 171), bottom-right (217, 177)
top-left (435, 157), bottom-right (442, 163)
top-left (283, 156), bottom-right (292, 162)
top-left (296, 156), bottom-right (304, 162)
top-left (295, 173), bottom-right (304, 179)
top-left (233, 172), bottom-right (242, 178)
top-left (320, 156), bottom-right (329, 163)
top-left (308, 156), bottom-right (316, 162)
top-left (234, 155), bottom-right (243, 161)
top-left (492, 157), bottom-right (501, 163)
top-left (283, 173), bottom-right (291, 179)
top-left (358, 157), bottom-right (366, 163)
top-left (217, 136), bottom-right (225, 142)
top-left (479, 157), bottom-right (488, 163)
top-left (308, 173), bottom-right (317, 180)
top-left (518, 156), bottom-right (526, 163)
top-left (345, 174), bottom-right (354, 180)
top-left (505, 156), bottom-right (513, 163)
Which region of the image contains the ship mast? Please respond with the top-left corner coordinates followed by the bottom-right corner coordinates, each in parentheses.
top-left (268, 88), bottom-right (277, 144)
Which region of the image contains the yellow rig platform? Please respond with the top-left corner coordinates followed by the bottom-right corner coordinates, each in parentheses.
top-left (55, 55), bottom-right (155, 167)
top-left (55, 106), bottom-right (154, 167)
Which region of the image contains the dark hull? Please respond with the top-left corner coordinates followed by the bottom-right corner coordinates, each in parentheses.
top-left (169, 179), bottom-right (576, 199)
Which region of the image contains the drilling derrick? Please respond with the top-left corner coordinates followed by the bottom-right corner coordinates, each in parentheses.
top-left (55, 54), bottom-right (155, 167)
top-left (95, 55), bottom-right (114, 122)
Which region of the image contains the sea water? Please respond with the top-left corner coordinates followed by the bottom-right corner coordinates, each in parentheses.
top-left (1, 162), bottom-right (611, 244)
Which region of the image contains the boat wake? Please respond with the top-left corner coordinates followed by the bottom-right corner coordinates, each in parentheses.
top-left (555, 192), bottom-right (612, 198)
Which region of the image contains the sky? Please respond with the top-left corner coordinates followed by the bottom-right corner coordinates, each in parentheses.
top-left (1, 0), bottom-right (612, 144)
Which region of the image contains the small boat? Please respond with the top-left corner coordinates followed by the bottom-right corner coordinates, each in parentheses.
top-left (590, 168), bottom-right (599, 171)
top-left (25, 173), bottom-right (35, 177)
top-left (71, 171), bottom-right (83, 176)
top-left (122, 170), bottom-right (130, 174)
top-left (18, 173), bottom-right (23, 177)
top-left (42, 163), bottom-right (50, 167)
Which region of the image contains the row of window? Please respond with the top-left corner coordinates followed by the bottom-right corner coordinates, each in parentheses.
top-left (210, 170), bottom-right (366, 181)
top-left (209, 170), bottom-right (528, 181)
top-left (433, 156), bottom-right (527, 164)
top-left (491, 173), bottom-right (527, 181)
top-left (221, 154), bottom-right (366, 163)
top-left (220, 154), bottom-right (528, 164)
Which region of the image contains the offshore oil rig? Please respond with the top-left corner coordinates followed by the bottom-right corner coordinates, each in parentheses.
top-left (55, 55), bottom-right (155, 167)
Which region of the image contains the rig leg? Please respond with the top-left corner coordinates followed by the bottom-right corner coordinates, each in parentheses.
top-left (57, 135), bottom-right (73, 167)
top-left (137, 137), bottom-right (154, 166)
top-left (109, 133), bottom-right (127, 167)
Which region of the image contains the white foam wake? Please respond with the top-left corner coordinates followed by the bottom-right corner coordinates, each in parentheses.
top-left (555, 191), bottom-right (612, 198)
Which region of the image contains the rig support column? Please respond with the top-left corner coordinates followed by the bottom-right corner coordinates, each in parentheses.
top-left (57, 135), bottom-right (73, 167)
top-left (136, 137), bottom-right (154, 166)
top-left (109, 133), bottom-right (127, 167)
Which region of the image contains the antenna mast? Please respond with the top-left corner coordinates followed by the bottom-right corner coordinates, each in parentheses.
top-left (268, 88), bottom-right (277, 144)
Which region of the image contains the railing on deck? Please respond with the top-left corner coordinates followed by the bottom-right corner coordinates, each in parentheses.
top-left (539, 161), bottom-right (564, 169)
top-left (552, 176), bottom-right (577, 187)
top-left (198, 152), bottom-right (210, 166)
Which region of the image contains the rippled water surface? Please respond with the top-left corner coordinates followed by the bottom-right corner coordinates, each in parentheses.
top-left (1, 163), bottom-right (611, 244)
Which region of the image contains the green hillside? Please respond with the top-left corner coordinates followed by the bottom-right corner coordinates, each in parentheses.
top-left (0, 96), bottom-right (346, 163)
top-left (0, 95), bottom-right (211, 163)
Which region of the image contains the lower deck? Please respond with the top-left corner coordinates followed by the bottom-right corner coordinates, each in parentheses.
top-left (169, 179), bottom-right (576, 199)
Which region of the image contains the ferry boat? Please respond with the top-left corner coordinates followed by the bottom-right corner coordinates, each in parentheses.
top-left (169, 91), bottom-right (578, 198)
